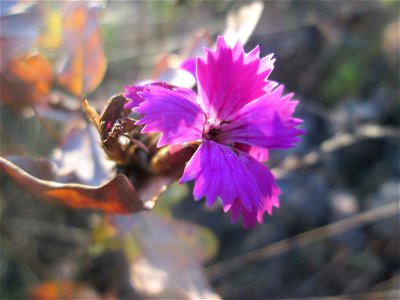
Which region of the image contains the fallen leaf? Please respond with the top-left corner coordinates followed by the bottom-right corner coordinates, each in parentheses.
top-left (56, 1), bottom-right (107, 96)
top-left (0, 156), bottom-right (144, 214)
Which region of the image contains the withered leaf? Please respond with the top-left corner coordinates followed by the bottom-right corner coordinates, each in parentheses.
top-left (83, 94), bottom-right (143, 164)
top-left (98, 94), bottom-right (131, 140)
top-left (83, 94), bottom-right (129, 140)
top-left (0, 156), bottom-right (144, 214)
top-left (57, 1), bottom-right (107, 96)
top-left (83, 98), bottom-right (100, 128)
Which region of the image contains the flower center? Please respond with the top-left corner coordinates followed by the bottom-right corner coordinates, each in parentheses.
top-left (203, 120), bottom-right (231, 141)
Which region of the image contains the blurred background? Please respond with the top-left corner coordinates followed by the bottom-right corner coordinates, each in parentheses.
top-left (1, 1), bottom-right (399, 299)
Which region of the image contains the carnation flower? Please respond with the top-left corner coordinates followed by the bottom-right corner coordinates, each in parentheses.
top-left (127, 36), bottom-right (304, 229)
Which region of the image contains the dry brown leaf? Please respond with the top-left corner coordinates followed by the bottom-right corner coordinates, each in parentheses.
top-left (1, 52), bottom-right (53, 110)
top-left (83, 95), bottom-right (197, 205)
top-left (97, 94), bottom-right (132, 141)
top-left (0, 156), bottom-right (144, 214)
top-left (83, 94), bottom-right (140, 164)
top-left (57, 1), bottom-right (107, 96)
top-left (83, 98), bottom-right (101, 128)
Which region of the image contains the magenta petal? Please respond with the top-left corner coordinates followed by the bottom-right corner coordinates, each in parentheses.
top-left (134, 85), bottom-right (205, 147)
top-left (235, 143), bottom-right (269, 162)
top-left (180, 57), bottom-right (196, 79)
top-left (196, 36), bottom-right (276, 121)
top-left (220, 85), bottom-right (305, 149)
top-left (124, 82), bottom-right (197, 109)
top-left (180, 140), bottom-right (280, 229)
top-left (180, 140), bottom-right (279, 219)
top-left (230, 154), bottom-right (280, 229)
top-left (124, 84), bottom-right (148, 109)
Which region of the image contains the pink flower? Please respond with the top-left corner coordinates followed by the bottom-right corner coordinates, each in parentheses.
top-left (124, 82), bottom-right (197, 109)
top-left (131, 36), bottom-right (304, 229)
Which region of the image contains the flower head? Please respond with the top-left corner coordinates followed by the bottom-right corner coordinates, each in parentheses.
top-left (129, 36), bottom-right (304, 229)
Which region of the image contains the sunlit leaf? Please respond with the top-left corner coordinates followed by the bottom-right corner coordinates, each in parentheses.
top-left (0, 156), bottom-right (144, 214)
top-left (56, 1), bottom-right (107, 96)
top-left (38, 7), bottom-right (63, 50)
top-left (0, 52), bottom-right (53, 110)
top-left (113, 212), bottom-right (220, 299)
top-left (0, 1), bottom-right (43, 69)
top-left (52, 120), bottom-right (115, 185)
top-left (222, 1), bottom-right (264, 47)
top-left (154, 30), bottom-right (211, 87)
top-left (155, 1), bottom-right (264, 87)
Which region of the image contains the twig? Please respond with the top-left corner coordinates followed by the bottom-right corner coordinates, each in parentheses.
top-left (206, 202), bottom-right (399, 279)
top-left (275, 289), bottom-right (399, 300)
top-left (273, 124), bottom-right (399, 179)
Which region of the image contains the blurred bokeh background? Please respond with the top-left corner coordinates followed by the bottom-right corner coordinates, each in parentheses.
top-left (1, 1), bottom-right (399, 299)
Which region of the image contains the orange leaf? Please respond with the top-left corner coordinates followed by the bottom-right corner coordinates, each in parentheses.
top-left (1, 52), bottom-right (53, 109)
top-left (56, 2), bottom-right (107, 96)
top-left (0, 156), bottom-right (144, 214)
top-left (30, 281), bottom-right (74, 300)
top-left (30, 281), bottom-right (100, 300)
